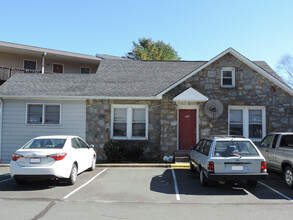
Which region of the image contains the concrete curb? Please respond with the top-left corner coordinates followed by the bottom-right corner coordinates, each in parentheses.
top-left (0, 164), bottom-right (9, 167)
top-left (0, 163), bottom-right (190, 168)
top-left (97, 163), bottom-right (190, 168)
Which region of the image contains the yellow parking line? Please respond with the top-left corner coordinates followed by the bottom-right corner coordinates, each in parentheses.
top-left (171, 164), bottom-right (190, 169)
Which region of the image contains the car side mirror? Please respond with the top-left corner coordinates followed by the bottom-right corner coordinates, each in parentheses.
top-left (89, 144), bottom-right (94, 148)
top-left (190, 145), bottom-right (195, 150)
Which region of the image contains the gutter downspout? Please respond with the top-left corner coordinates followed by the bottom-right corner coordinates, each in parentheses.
top-left (41, 53), bottom-right (47, 74)
top-left (0, 99), bottom-right (2, 163)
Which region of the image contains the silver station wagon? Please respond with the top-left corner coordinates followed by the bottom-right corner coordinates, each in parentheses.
top-left (189, 136), bottom-right (268, 187)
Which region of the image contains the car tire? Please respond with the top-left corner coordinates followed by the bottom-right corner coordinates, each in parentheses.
top-left (190, 160), bottom-right (195, 172)
top-left (284, 166), bottom-right (293, 188)
top-left (67, 164), bottom-right (78, 185)
top-left (14, 177), bottom-right (26, 184)
top-left (89, 156), bottom-right (96, 171)
top-left (200, 169), bottom-right (208, 186)
top-left (247, 180), bottom-right (258, 188)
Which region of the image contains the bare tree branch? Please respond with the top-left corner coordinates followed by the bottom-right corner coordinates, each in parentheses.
top-left (277, 54), bottom-right (293, 87)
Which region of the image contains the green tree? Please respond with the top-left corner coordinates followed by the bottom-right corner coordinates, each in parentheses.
top-left (126, 38), bottom-right (181, 61)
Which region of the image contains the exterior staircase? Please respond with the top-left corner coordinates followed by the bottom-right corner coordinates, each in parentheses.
top-left (174, 150), bottom-right (190, 162)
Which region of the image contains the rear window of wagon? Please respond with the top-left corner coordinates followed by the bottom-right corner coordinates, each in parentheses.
top-left (213, 141), bottom-right (259, 157)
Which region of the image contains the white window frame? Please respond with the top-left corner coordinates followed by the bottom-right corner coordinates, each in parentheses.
top-left (111, 104), bottom-right (148, 140)
top-left (228, 106), bottom-right (266, 141)
top-left (221, 67), bottom-right (235, 88)
top-left (80, 66), bottom-right (91, 74)
top-left (25, 103), bottom-right (62, 125)
top-left (23, 59), bottom-right (37, 70)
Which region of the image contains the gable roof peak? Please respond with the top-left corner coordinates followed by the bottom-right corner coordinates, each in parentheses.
top-left (155, 47), bottom-right (293, 97)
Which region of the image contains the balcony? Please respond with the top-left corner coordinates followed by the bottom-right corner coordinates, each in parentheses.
top-left (0, 66), bottom-right (53, 81)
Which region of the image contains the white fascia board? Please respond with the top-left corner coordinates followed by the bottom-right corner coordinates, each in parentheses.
top-left (228, 49), bottom-right (293, 96)
top-left (155, 48), bottom-right (232, 98)
top-left (0, 95), bottom-right (160, 100)
top-left (173, 87), bottom-right (208, 102)
top-left (155, 47), bottom-right (293, 98)
top-left (0, 41), bottom-right (101, 61)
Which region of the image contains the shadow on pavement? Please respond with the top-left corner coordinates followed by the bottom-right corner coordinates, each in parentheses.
top-left (150, 169), bottom-right (248, 196)
top-left (0, 175), bottom-right (69, 192)
top-left (151, 169), bottom-right (293, 200)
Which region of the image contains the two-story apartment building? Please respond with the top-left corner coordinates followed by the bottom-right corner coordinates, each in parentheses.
top-left (0, 42), bottom-right (292, 163)
top-left (0, 41), bottom-right (102, 83)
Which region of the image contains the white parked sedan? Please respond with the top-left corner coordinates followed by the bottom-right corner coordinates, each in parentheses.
top-left (10, 135), bottom-right (96, 185)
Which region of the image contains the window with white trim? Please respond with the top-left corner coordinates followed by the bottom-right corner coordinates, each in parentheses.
top-left (229, 109), bottom-right (243, 135)
top-left (221, 67), bottom-right (235, 88)
top-left (229, 106), bottom-right (265, 140)
top-left (111, 105), bottom-right (148, 140)
top-left (249, 110), bottom-right (263, 138)
top-left (27, 104), bottom-right (61, 125)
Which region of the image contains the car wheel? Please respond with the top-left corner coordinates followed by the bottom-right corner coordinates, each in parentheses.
top-left (284, 166), bottom-right (293, 188)
top-left (89, 156), bottom-right (96, 171)
top-left (189, 160), bottom-right (195, 172)
top-left (14, 177), bottom-right (26, 184)
top-left (200, 169), bottom-right (208, 186)
top-left (67, 164), bottom-right (78, 185)
top-left (247, 180), bottom-right (258, 187)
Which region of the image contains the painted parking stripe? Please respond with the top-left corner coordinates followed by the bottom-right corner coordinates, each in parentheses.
top-left (259, 181), bottom-right (293, 201)
top-left (171, 169), bottom-right (180, 201)
top-left (0, 178), bottom-right (12, 183)
top-left (63, 168), bottom-right (107, 199)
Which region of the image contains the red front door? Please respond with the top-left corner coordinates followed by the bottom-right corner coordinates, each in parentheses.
top-left (179, 109), bottom-right (197, 150)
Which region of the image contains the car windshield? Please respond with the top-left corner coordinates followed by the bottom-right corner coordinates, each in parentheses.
top-left (213, 141), bottom-right (259, 157)
top-left (23, 139), bottom-right (66, 149)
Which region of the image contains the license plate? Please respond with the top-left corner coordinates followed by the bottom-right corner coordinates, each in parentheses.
top-left (30, 158), bottom-right (41, 164)
top-left (232, 166), bottom-right (243, 171)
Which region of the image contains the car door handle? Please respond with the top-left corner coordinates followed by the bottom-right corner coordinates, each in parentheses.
top-left (265, 150), bottom-right (269, 152)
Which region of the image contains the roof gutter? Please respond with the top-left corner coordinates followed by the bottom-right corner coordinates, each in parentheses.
top-left (0, 95), bottom-right (161, 100)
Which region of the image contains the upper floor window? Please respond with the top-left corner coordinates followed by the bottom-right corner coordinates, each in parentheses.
top-left (111, 105), bottom-right (148, 140)
top-left (24, 60), bottom-right (37, 71)
top-left (53, 64), bottom-right (64, 73)
top-left (27, 104), bottom-right (61, 125)
top-left (81, 67), bottom-right (90, 74)
top-left (221, 67), bottom-right (235, 88)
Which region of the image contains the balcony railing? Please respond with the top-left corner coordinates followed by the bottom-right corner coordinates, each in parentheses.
top-left (0, 66), bottom-right (53, 81)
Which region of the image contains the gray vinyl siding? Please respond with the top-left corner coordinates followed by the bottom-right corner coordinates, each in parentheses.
top-left (0, 99), bottom-right (86, 163)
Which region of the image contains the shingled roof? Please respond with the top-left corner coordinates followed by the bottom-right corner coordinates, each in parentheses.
top-left (0, 50), bottom-right (291, 98)
top-left (0, 60), bottom-right (205, 98)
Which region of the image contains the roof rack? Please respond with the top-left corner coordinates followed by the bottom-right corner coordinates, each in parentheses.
top-left (209, 135), bottom-right (246, 138)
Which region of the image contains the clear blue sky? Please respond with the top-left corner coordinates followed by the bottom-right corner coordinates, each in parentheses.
top-left (1, 0), bottom-right (292, 71)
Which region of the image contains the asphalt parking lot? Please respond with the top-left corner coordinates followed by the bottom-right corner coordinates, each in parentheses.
top-left (1, 167), bottom-right (293, 220)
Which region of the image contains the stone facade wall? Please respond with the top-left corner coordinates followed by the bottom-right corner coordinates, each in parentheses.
top-left (160, 53), bottom-right (293, 156)
top-left (86, 99), bottom-right (161, 161)
top-left (160, 99), bottom-right (178, 156)
top-left (86, 54), bottom-right (293, 160)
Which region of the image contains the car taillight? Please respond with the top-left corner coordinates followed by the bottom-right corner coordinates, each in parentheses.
top-left (207, 161), bottom-right (214, 173)
top-left (12, 153), bottom-right (23, 161)
top-left (47, 153), bottom-right (67, 161)
top-left (261, 161), bottom-right (267, 173)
